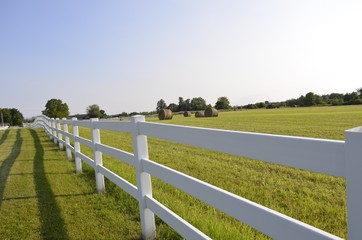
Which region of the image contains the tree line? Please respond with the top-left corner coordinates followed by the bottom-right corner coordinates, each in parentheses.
top-left (239, 87), bottom-right (362, 110)
top-left (41, 96), bottom-right (233, 119)
top-left (0, 108), bottom-right (24, 126)
top-left (156, 96), bottom-right (232, 113)
top-left (41, 87), bottom-right (362, 119)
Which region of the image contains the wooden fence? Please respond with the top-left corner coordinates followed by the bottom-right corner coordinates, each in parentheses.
top-left (32, 115), bottom-right (362, 240)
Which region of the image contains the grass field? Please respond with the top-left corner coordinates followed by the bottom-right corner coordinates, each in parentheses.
top-left (75, 105), bottom-right (361, 239)
top-left (1, 105), bottom-right (361, 239)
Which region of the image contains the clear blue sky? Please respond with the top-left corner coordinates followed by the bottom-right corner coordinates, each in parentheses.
top-left (1, 1), bottom-right (361, 118)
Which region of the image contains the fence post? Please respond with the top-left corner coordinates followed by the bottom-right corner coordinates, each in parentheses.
top-left (56, 118), bottom-right (64, 150)
top-left (345, 126), bottom-right (362, 240)
top-left (91, 118), bottom-right (105, 193)
top-left (72, 117), bottom-right (82, 173)
top-left (63, 118), bottom-right (72, 160)
top-left (131, 115), bottom-right (156, 240)
top-left (51, 118), bottom-right (57, 142)
top-left (46, 118), bottom-right (51, 137)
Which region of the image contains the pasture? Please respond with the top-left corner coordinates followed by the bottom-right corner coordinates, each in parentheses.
top-left (1, 105), bottom-right (361, 239)
top-left (75, 105), bottom-right (361, 239)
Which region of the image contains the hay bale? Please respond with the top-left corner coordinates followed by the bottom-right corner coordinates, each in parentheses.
top-left (158, 109), bottom-right (173, 120)
top-left (195, 111), bottom-right (205, 118)
top-left (205, 107), bottom-right (218, 117)
top-left (183, 111), bottom-right (192, 117)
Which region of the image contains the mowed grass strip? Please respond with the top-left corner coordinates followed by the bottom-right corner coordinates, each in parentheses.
top-left (75, 106), bottom-right (361, 239)
top-left (0, 128), bottom-right (146, 239)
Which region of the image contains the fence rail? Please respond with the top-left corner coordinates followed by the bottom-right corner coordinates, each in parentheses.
top-left (31, 115), bottom-right (362, 240)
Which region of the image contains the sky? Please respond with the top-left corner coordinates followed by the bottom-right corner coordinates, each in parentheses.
top-left (1, 1), bottom-right (361, 118)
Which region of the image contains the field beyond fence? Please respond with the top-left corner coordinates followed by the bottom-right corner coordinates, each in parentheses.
top-left (1, 106), bottom-right (362, 239)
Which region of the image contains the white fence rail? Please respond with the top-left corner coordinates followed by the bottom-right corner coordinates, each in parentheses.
top-left (31, 115), bottom-right (362, 240)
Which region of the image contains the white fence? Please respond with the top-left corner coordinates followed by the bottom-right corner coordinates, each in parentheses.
top-left (31, 115), bottom-right (362, 240)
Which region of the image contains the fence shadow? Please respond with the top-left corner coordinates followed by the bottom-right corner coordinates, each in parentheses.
top-left (0, 129), bottom-right (10, 145)
top-left (0, 130), bottom-right (22, 208)
top-left (30, 129), bottom-right (69, 240)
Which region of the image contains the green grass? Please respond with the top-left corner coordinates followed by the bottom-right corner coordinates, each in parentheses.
top-left (1, 105), bottom-right (361, 239)
top-left (74, 105), bottom-right (362, 239)
top-left (0, 129), bottom-right (144, 239)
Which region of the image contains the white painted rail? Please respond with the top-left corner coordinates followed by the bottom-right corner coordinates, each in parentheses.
top-left (31, 115), bottom-right (362, 240)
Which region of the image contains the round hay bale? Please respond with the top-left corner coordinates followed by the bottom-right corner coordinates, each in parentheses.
top-left (158, 109), bottom-right (173, 120)
top-left (183, 111), bottom-right (192, 117)
top-left (195, 111), bottom-right (205, 118)
top-left (205, 107), bottom-right (218, 117)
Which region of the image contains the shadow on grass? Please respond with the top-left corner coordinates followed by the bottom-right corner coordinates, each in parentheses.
top-left (0, 129), bottom-right (10, 145)
top-left (0, 130), bottom-right (22, 208)
top-left (30, 129), bottom-right (69, 240)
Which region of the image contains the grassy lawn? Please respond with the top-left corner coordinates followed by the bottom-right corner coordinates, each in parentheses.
top-left (1, 105), bottom-right (361, 239)
top-left (0, 128), bottom-right (144, 239)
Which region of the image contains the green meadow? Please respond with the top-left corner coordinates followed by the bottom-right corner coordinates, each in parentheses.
top-left (1, 105), bottom-right (361, 239)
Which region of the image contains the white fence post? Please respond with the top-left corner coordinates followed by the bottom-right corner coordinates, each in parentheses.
top-left (345, 126), bottom-right (362, 240)
top-left (56, 118), bottom-right (64, 150)
top-left (72, 117), bottom-right (82, 173)
top-left (46, 118), bottom-right (50, 137)
top-left (91, 118), bottom-right (105, 193)
top-left (52, 118), bottom-right (57, 144)
top-left (131, 115), bottom-right (156, 240)
top-left (48, 118), bottom-right (53, 140)
top-left (63, 117), bottom-right (72, 160)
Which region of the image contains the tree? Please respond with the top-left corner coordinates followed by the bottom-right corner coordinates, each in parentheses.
top-left (303, 92), bottom-right (316, 106)
top-left (0, 108), bottom-right (24, 126)
top-left (99, 109), bottom-right (107, 119)
top-left (156, 99), bottom-right (167, 113)
top-left (215, 96), bottom-right (231, 110)
top-left (168, 103), bottom-right (178, 112)
top-left (87, 104), bottom-right (102, 118)
top-left (357, 87), bottom-right (362, 97)
top-left (10, 109), bottom-right (24, 126)
top-left (255, 102), bottom-right (266, 108)
top-left (344, 92), bottom-right (359, 102)
top-left (191, 97), bottom-right (207, 110)
top-left (42, 99), bottom-right (69, 118)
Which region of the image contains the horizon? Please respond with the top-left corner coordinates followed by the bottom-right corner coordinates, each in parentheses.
top-left (1, 1), bottom-right (361, 118)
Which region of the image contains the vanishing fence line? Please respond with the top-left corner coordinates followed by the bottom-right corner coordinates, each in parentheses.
top-left (32, 115), bottom-right (362, 240)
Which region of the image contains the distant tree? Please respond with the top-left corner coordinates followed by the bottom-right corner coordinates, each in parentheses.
top-left (343, 92), bottom-right (359, 102)
top-left (168, 103), bottom-right (178, 112)
top-left (191, 97), bottom-right (207, 110)
top-left (42, 99), bottom-right (70, 118)
top-left (99, 109), bottom-right (107, 119)
top-left (255, 102), bottom-right (266, 108)
top-left (314, 94), bottom-right (323, 105)
top-left (120, 112), bottom-right (128, 117)
top-left (184, 99), bottom-right (192, 111)
top-left (329, 93), bottom-right (344, 100)
top-left (0, 108), bottom-right (24, 126)
top-left (87, 104), bottom-right (102, 118)
top-left (357, 87), bottom-right (362, 97)
top-left (177, 97), bottom-right (185, 112)
top-left (10, 109), bottom-right (24, 126)
top-left (243, 104), bottom-right (257, 109)
top-left (156, 99), bottom-right (167, 113)
top-left (129, 112), bottom-right (139, 116)
top-left (303, 92), bottom-right (316, 106)
top-left (286, 98), bottom-right (302, 107)
top-left (215, 96), bottom-right (231, 110)
top-left (0, 109), bottom-right (11, 125)
top-left (177, 97), bottom-right (191, 111)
